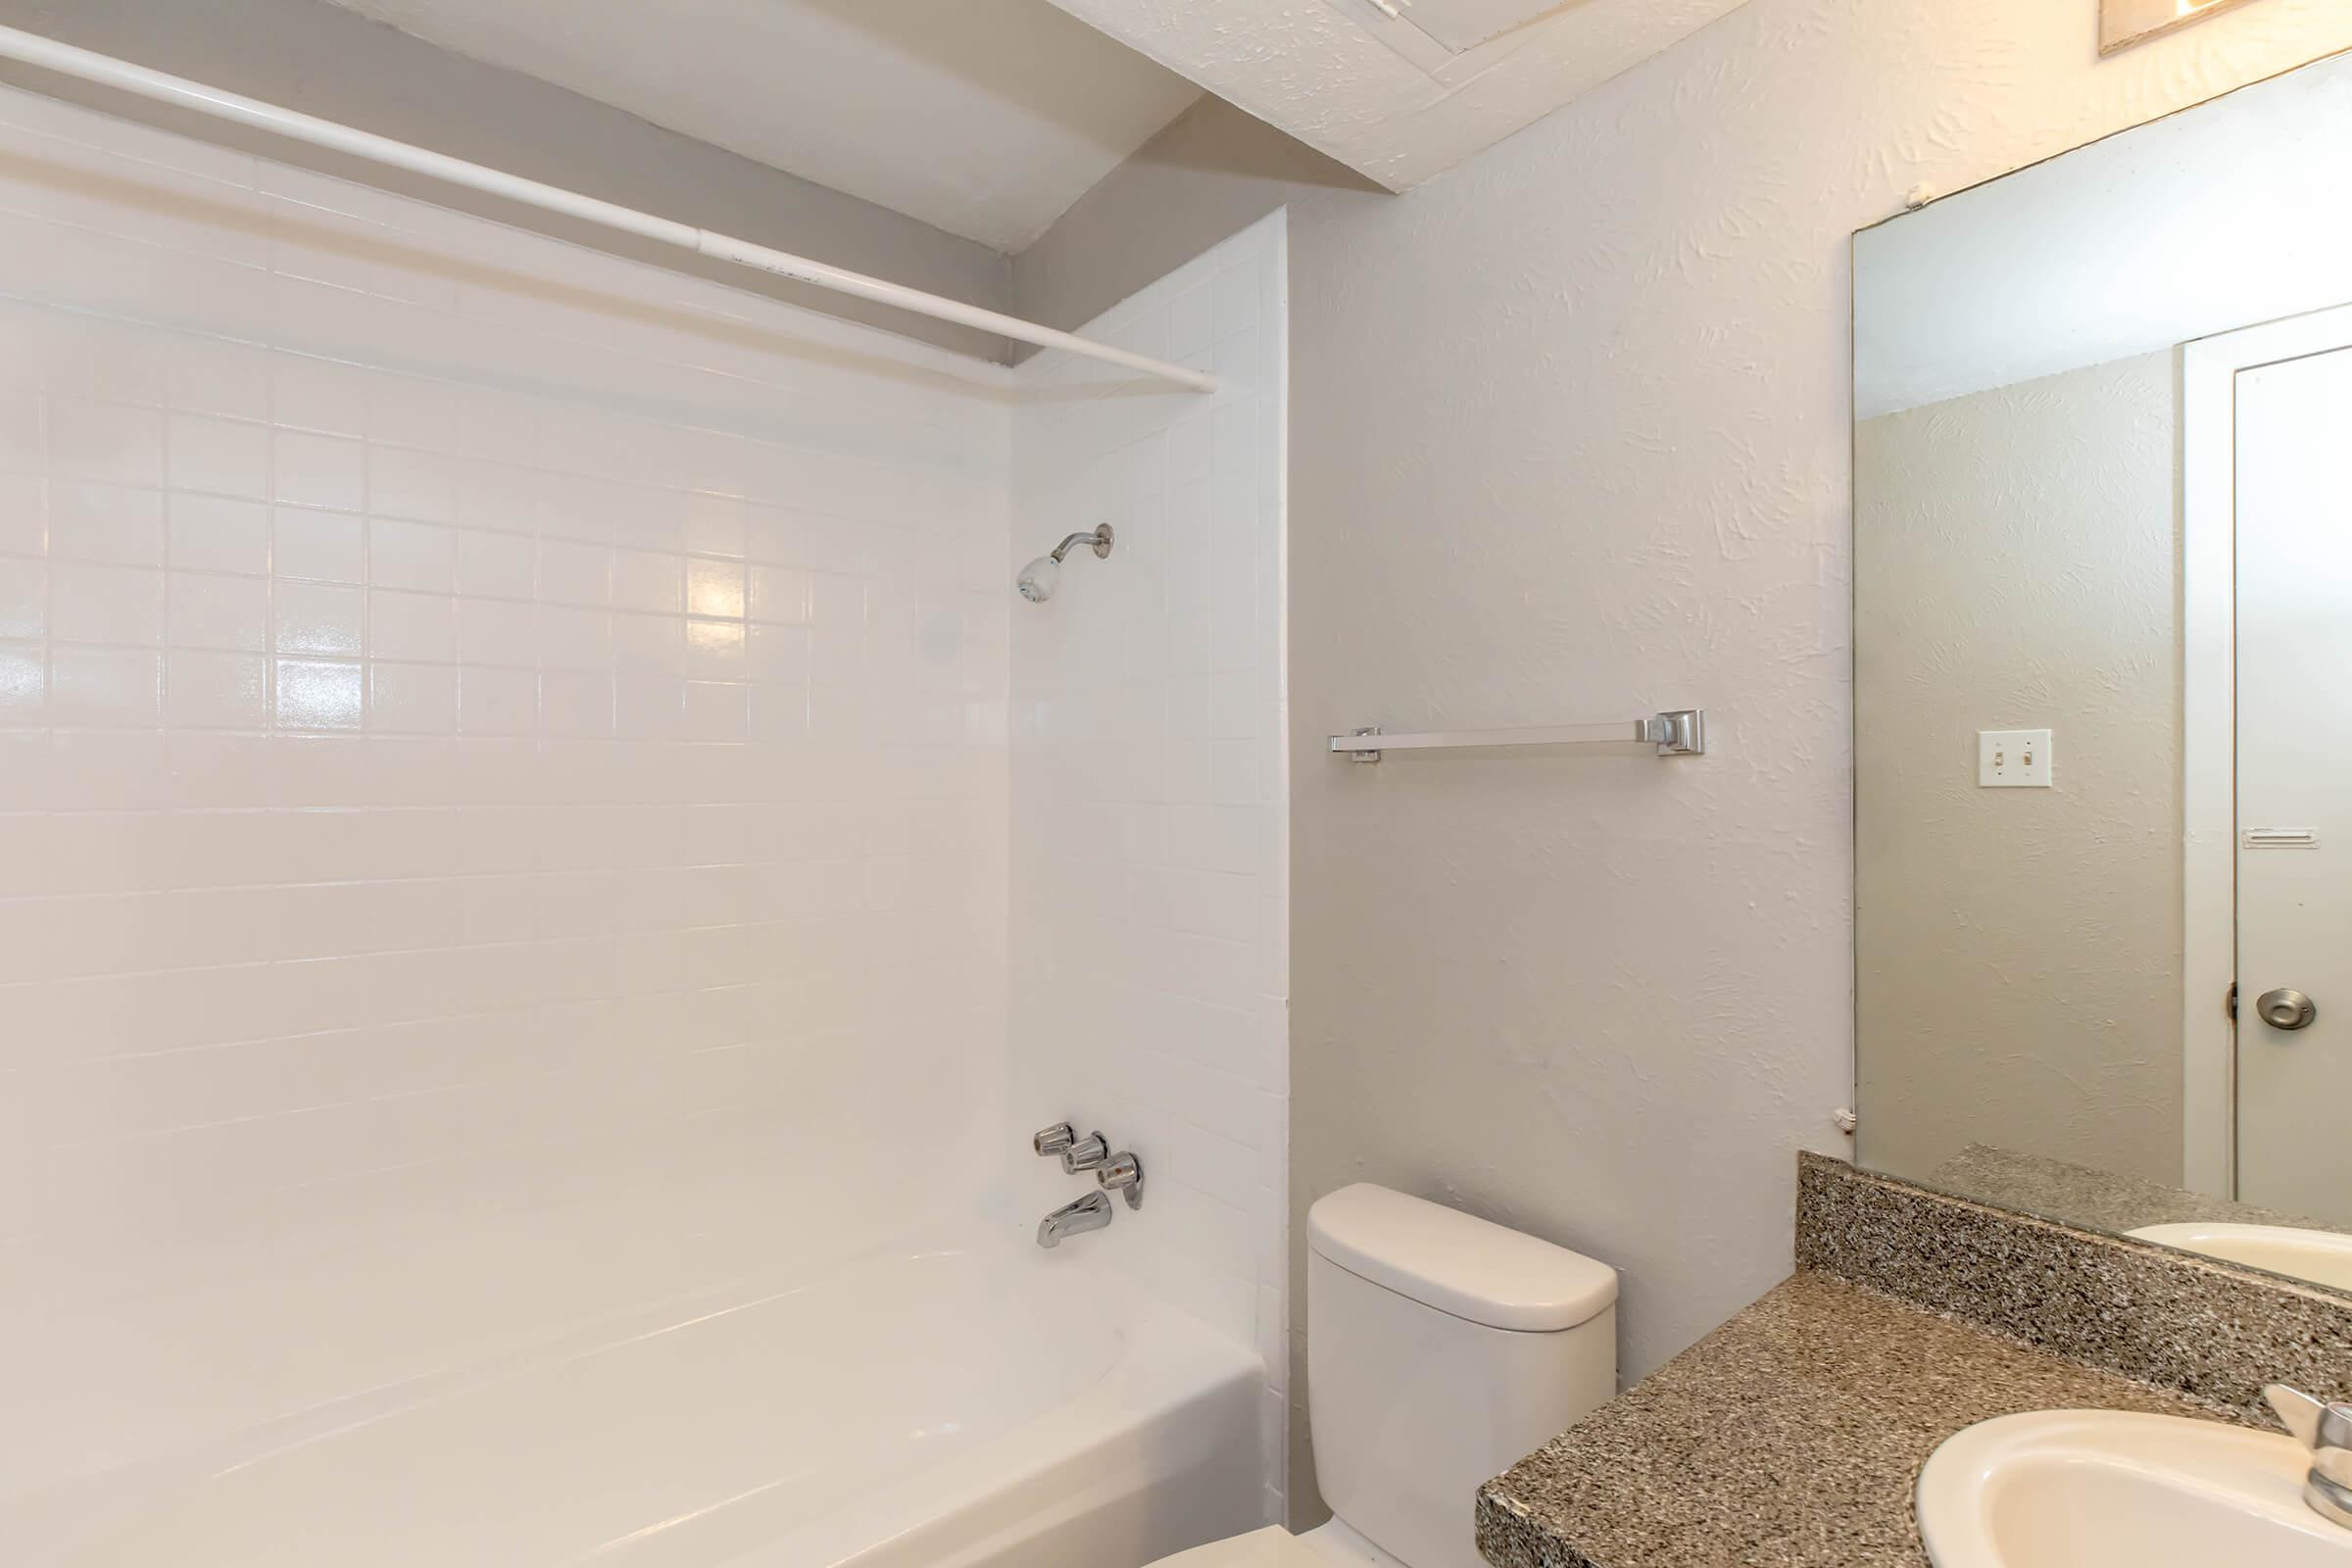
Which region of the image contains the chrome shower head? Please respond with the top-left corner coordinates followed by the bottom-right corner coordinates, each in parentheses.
top-left (1016, 525), bottom-right (1112, 603)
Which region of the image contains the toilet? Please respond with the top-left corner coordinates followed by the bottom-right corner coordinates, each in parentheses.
top-left (1152, 1183), bottom-right (1618, 1568)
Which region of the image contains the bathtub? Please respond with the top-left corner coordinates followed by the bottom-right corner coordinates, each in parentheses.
top-left (6, 1231), bottom-right (1266, 1567)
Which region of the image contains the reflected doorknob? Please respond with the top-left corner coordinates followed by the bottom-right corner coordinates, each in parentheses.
top-left (2256, 988), bottom-right (2319, 1031)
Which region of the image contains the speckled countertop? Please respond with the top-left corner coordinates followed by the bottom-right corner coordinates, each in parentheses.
top-left (1474, 1271), bottom-right (2221, 1568)
top-left (1926, 1143), bottom-right (2331, 1241)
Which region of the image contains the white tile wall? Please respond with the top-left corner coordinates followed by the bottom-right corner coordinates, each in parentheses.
top-left (0, 85), bottom-right (1012, 1500)
top-left (1007, 213), bottom-right (1291, 1522)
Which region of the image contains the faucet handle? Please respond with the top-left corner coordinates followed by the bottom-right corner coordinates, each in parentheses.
top-left (2267, 1385), bottom-right (2352, 1450)
top-left (1032, 1122), bottom-right (1075, 1158)
top-left (1097, 1151), bottom-right (1146, 1208)
top-left (1060, 1131), bottom-right (1109, 1172)
top-left (2266, 1385), bottom-right (2352, 1531)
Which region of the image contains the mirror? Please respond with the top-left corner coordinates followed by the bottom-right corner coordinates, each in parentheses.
top-left (2100, 0), bottom-right (2263, 56)
top-left (1852, 49), bottom-right (2352, 1295)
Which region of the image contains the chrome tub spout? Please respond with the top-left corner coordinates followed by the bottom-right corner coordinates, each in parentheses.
top-left (1037, 1190), bottom-right (1112, 1249)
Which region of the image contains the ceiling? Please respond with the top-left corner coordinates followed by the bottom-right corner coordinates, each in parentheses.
top-left (320, 0), bottom-right (1203, 253)
top-left (1046, 0), bottom-right (1756, 193)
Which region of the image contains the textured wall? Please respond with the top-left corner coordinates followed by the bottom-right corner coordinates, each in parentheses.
top-left (1015, 0), bottom-right (2352, 1530)
top-left (0, 0), bottom-right (1014, 359)
top-left (1010, 97), bottom-right (1370, 368)
top-left (0, 80), bottom-right (1011, 1503)
top-left (1007, 214), bottom-right (1290, 1523)
top-left (1855, 355), bottom-right (2182, 1189)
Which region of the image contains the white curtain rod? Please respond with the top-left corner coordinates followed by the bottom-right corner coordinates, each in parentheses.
top-left (0, 23), bottom-right (1219, 394)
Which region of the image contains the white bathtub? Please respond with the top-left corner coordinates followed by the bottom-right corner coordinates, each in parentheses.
top-left (6, 1232), bottom-right (1266, 1567)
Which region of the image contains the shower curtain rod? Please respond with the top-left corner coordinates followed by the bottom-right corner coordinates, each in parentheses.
top-left (0, 24), bottom-right (1221, 394)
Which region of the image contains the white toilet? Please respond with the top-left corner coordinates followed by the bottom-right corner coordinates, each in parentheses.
top-left (1152, 1183), bottom-right (1619, 1568)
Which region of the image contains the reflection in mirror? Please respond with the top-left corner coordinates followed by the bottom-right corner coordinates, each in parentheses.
top-left (1851, 49), bottom-right (2352, 1294)
top-left (2100, 0), bottom-right (2263, 55)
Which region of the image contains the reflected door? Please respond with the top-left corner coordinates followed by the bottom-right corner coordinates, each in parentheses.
top-left (2236, 343), bottom-right (2352, 1224)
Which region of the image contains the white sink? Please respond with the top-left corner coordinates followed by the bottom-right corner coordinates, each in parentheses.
top-left (1916, 1409), bottom-right (2351, 1567)
top-left (2127, 1222), bottom-right (2352, 1292)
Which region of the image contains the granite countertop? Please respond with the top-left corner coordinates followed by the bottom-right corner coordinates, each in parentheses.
top-left (1474, 1271), bottom-right (2224, 1568)
top-left (1926, 1143), bottom-right (2332, 1240)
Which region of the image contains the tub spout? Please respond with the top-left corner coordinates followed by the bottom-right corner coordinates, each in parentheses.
top-left (1037, 1190), bottom-right (1113, 1249)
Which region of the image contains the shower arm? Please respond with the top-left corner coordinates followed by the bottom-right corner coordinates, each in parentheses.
top-left (1049, 528), bottom-right (1113, 563)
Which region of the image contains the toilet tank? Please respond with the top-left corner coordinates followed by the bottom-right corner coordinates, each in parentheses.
top-left (1305, 1185), bottom-right (1618, 1568)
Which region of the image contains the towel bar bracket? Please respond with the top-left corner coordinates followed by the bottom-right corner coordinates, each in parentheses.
top-left (1646, 709), bottom-right (1705, 756)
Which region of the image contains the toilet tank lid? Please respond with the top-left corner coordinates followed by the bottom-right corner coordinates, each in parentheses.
top-left (1306, 1184), bottom-right (1618, 1332)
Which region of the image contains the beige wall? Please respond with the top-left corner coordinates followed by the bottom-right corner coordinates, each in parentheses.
top-left (1010, 97), bottom-right (1372, 357)
top-left (1010, 0), bottom-right (2352, 1530)
top-left (0, 0), bottom-right (1013, 359)
top-left (1855, 355), bottom-right (2183, 1189)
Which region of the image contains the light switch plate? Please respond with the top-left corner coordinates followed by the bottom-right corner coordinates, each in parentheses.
top-left (1979, 729), bottom-right (2052, 788)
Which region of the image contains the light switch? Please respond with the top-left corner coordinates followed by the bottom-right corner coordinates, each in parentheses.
top-left (1979, 728), bottom-right (2052, 788)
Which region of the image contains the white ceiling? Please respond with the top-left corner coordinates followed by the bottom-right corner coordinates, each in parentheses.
top-left (321, 0), bottom-right (1203, 252)
top-left (1045, 0), bottom-right (1757, 194)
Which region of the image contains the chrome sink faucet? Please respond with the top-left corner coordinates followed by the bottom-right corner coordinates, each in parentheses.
top-left (1037, 1190), bottom-right (1113, 1248)
top-left (2266, 1384), bottom-right (2352, 1527)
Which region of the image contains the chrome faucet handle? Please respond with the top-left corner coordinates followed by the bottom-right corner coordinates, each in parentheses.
top-left (2265, 1385), bottom-right (2352, 1528)
top-left (1097, 1151), bottom-right (1146, 1208)
top-left (2266, 1384), bottom-right (2352, 1448)
top-left (1032, 1122), bottom-right (1076, 1158)
top-left (1059, 1131), bottom-right (1109, 1173)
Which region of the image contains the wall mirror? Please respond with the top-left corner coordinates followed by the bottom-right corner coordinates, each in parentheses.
top-left (1852, 49), bottom-right (2352, 1295)
top-left (2100, 0), bottom-right (2264, 55)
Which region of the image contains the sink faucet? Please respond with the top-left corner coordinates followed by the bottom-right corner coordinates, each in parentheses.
top-left (2266, 1384), bottom-right (2352, 1527)
top-left (1037, 1189), bottom-right (1112, 1249)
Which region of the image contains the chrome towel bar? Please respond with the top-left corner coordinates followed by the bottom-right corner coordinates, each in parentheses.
top-left (1330, 710), bottom-right (1704, 762)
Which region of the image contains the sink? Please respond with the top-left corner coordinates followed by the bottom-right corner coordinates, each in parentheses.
top-left (1915, 1409), bottom-right (2351, 1567)
top-left (2127, 1222), bottom-right (2352, 1292)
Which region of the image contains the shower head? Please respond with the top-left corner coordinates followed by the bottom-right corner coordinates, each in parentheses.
top-left (1015, 556), bottom-right (1059, 603)
top-left (1016, 524), bottom-right (1112, 603)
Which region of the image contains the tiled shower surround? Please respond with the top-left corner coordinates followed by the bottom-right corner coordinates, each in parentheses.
top-left (0, 83), bottom-right (1286, 1510)
top-left (1009, 214), bottom-right (1291, 1520)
